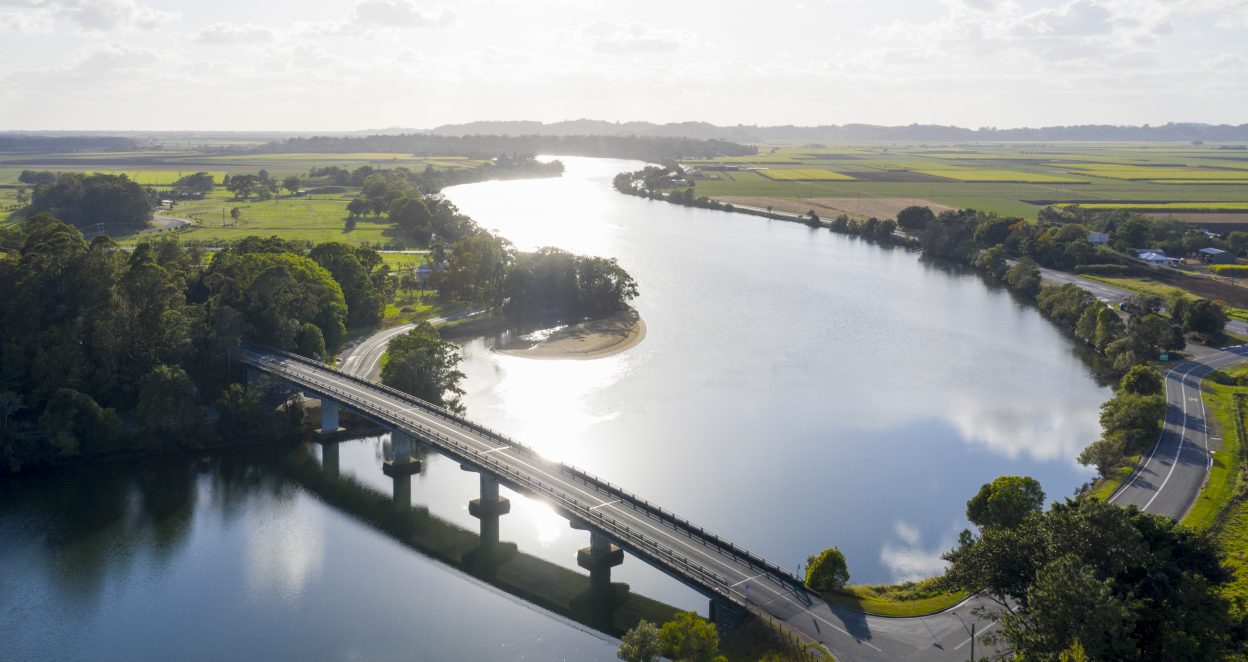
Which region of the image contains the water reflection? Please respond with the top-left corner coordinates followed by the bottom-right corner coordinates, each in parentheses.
top-left (445, 156), bottom-right (1111, 583)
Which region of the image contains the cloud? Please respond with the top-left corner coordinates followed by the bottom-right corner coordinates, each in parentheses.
top-left (0, 8), bottom-right (51, 32)
top-left (583, 20), bottom-right (694, 55)
top-left (880, 521), bottom-right (958, 583)
top-left (351, 0), bottom-right (456, 28)
top-left (195, 22), bottom-right (276, 45)
top-left (0, 0), bottom-right (176, 31)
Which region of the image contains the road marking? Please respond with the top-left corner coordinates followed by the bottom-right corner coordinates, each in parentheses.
top-left (260, 356), bottom-right (898, 653)
top-left (590, 499), bottom-right (620, 510)
top-left (481, 446), bottom-right (511, 455)
top-left (953, 620), bottom-right (997, 650)
top-left (731, 573), bottom-right (764, 587)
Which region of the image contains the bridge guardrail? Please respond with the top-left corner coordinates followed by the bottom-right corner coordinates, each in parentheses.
top-left (249, 353), bottom-right (742, 605)
top-left (246, 346), bottom-right (804, 595)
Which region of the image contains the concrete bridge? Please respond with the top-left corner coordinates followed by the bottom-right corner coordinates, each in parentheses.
top-left (241, 345), bottom-right (999, 661)
top-left (242, 346), bottom-right (810, 622)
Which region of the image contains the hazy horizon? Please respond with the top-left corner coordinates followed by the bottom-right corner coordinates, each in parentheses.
top-left (1, 0), bottom-right (1246, 131)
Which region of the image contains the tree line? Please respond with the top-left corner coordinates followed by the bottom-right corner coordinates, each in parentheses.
top-left (254, 133), bottom-right (756, 162)
top-left (0, 220), bottom-right (394, 473)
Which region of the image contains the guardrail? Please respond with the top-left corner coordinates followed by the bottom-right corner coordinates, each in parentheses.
top-left (246, 350), bottom-right (742, 605)
top-left (243, 345), bottom-right (807, 596)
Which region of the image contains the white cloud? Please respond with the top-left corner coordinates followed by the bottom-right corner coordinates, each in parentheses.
top-left (880, 521), bottom-right (958, 583)
top-left (0, 0), bottom-right (176, 31)
top-left (0, 8), bottom-right (51, 32)
top-left (351, 0), bottom-right (455, 28)
top-left (195, 22), bottom-right (276, 45)
top-left (583, 20), bottom-right (694, 55)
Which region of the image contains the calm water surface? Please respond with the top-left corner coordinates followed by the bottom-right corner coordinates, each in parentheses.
top-left (0, 157), bottom-right (1109, 659)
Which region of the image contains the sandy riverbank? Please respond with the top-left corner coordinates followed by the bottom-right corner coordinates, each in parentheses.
top-left (497, 309), bottom-right (646, 360)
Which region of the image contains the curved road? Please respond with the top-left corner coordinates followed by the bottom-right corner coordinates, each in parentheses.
top-left (329, 274), bottom-right (1247, 661)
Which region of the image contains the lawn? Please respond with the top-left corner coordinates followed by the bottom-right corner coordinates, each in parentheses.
top-left (118, 188), bottom-right (415, 248)
top-left (823, 578), bottom-right (967, 617)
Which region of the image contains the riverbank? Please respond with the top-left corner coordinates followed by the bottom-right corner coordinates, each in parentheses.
top-left (497, 309), bottom-right (645, 360)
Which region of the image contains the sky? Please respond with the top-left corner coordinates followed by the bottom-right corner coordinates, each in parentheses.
top-left (0, 0), bottom-right (1246, 131)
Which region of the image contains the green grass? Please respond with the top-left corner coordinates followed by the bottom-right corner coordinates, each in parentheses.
top-left (913, 168), bottom-right (1088, 184)
top-left (1085, 453), bottom-right (1144, 501)
top-left (756, 168), bottom-right (855, 181)
top-left (1183, 371), bottom-right (1248, 530)
top-left (119, 188), bottom-right (412, 247)
top-left (822, 578), bottom-right (967, 617)
top-left (685, 143), bottom-right (1248, 220)
top-left (1062, 202), bottom-right (1248, 211)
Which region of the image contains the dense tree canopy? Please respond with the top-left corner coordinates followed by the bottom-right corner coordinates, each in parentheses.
top-left (966, 476), bottom-right (1045, 530)
top-left (942, 498), bottom-right (1233, 660)
top-left (380, 323), bottom-right (466, 412)
top-left (28, 172), bottom-right (151, 231)
top-left (804, 547), bottom-right (850, 591)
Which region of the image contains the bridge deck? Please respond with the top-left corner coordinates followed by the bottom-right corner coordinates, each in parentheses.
top-left (244, 348), bottom-right (820, 602)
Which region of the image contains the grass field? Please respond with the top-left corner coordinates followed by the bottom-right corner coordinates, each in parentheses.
top-left (1184, 368), bottom-right (1247, 531)
top-left (121, 188), bottom-right (413, 247)
top-left (913, 168), bottom-right (1087, 184)
top-left (1061, 202), bottom-right (1248, 211)
top-left (755, 168), bottom-right (855, 181)
top-left (823, 578), bottom-right (967, 617)
top-left (686, 142), bottom-right (1248, 220)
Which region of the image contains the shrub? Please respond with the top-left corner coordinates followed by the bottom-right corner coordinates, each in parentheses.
top-left (805, 547), bottom-right (850, 591)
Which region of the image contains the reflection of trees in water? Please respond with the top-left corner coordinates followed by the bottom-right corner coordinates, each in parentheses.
top-left (0, 445), bottom-right (299, 607)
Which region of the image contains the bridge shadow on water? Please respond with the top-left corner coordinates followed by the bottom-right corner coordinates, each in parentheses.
top-left (284, 438), bottom-right (681, 638)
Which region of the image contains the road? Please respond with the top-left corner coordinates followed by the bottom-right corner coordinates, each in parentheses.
top-left (320, 265), bottom-right (1246, 660)
top-left (249, 346), bottom-right (1003, 661)
top-left (1109, 344), bottom-right (1248, 518)
top-left (336, 307), bottom-right (488, 380)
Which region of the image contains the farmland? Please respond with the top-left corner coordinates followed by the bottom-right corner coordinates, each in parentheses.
top-left (683, 142), bottom-right (1248, 221)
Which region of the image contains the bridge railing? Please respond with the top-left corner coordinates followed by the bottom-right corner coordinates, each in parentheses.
top-left (249, 352), bottom-right (743, 605)
top-left (245, 346), bottom-right (806, 594)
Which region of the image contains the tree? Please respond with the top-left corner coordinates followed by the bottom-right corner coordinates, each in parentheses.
top-left (282, 175), bottom-right (301, 197)
top-left (389, 195), bottom-right (433, 243)
top-left (942, 498), bottom-right (1232, 660)
top-left (226, 174), bottom-right (259, 199)
top-left (658, 612), bottom-right (725, 662)
top-left (308, 242), bottom-right (384, 329)
top-left (172, 172), bottom-right (215, 198)
top-left (896, 205), bottom-right (934, 232)
top-left (347, 198), bottom-right (369, 220)
top-left (1185, 298), bottom-right (1227, 337)
top-left (229, 207), bottom-right (241, 225)
top-left (381, 322), bottom-right (466, 411)
top-left (14, 184), bottom-right (29, 208)
top-left (966, 475), bottom-right (1045, 530)
top-left (136, 364), bottom-right (197, 438)
top-left (295, 322), bottom-right (326, 359)
top-left (804, 547), bottom-right (850, 591)
top-left (29, 172), bottom-right (152, 231)
top-left (1118, 365), bottom-right (1162, 396)
top-left (1005, 257), bottom-right (1042, 297)
top-left (617, 620), bottom-right (663, 662)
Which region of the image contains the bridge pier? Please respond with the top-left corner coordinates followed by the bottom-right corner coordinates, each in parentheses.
top-left (461, 466), bottom-right (510, 546)
top-left (318, 398), bottom-right (343, 436)
top-left (383, 432), bottom-right (420, 509)
top-left (576, 530), bottom-right (624, 591)
top-left (709, 598), bottom-right (746, 629)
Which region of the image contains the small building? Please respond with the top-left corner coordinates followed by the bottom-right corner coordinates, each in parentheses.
top-left (1135, 248), bottom-right (1165, 259)
top-left (1199, 247), bottom-right (1236, 265)
top-left (1138, 252), bottom-right (1176, 268)
top-left (1088, 232), bottom-right (1109, 245)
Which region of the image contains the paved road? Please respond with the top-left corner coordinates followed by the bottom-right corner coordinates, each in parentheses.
top-left (336, 307), bottom-right (488, 380)
top-left (1109, 344), bottom-right (1248, 518)
top-left (251, 346), bottom-right (1004, 661)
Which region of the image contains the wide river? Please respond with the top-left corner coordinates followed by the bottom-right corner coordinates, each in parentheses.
top-left (0, 157), bottom-right (1109, 660)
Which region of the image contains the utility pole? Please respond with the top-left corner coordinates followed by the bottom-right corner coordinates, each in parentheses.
top-left (970, 622), bottom-right (976, 661)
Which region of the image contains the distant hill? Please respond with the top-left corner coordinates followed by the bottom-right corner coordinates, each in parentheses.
top-left (426, 120), bottom-right (1248, 143)
top-left (254, 133), bottom-right (757, 161)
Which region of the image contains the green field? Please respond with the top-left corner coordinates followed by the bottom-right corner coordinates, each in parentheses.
top-left (913, 168), bottom-right (1087, 183)
top-left (684, 142), bottom-right (1248, 220)
top-left (1061, 202), bottom-right (1248, 212)
top-left (756, 168), bottom-right (855, 181)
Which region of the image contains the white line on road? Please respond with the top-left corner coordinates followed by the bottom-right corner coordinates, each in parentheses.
top-left (953, 620), bottom-right (997, 650)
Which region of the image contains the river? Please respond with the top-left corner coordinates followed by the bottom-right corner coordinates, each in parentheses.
top-left (0, 157), bottom-right (1110, 660)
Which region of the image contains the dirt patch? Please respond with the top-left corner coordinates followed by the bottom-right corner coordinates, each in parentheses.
top-left (496, 309), bottom-right (645, 360)
top-left (716, 196), bottom-right (957, 220)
